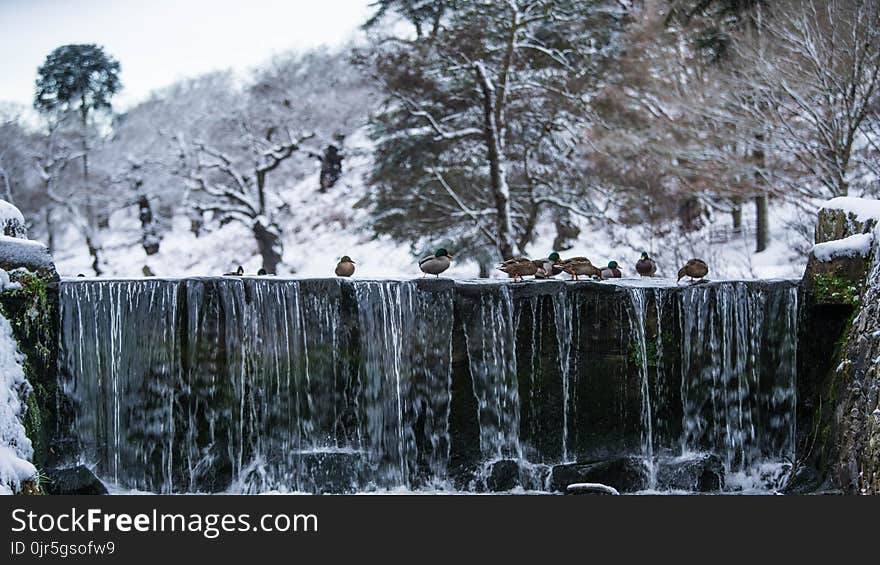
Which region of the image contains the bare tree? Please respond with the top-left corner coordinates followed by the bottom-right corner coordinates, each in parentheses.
top-left (176, 128), bottom-right (314, 273)
top-left (733, 0), bottom-right (880, 197)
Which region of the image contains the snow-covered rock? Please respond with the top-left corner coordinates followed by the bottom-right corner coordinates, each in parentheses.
top-left (816, 197), bottom-right (880, 244)
top-left (811, 233), bottom-right (875, 262)
top-left (0, 199), bottom-right (27, 239)
top-left (0, 311), bottom-right (36, 495)
top-left (0, 235), bottom-right (57, 279)
top-left (821, 197), bottom-right (880, 224)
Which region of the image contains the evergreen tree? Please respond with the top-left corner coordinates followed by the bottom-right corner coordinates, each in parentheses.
top-left (362, 0), bottom-right (625, 260)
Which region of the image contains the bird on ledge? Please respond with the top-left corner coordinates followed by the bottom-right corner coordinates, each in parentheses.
top-left (635, 252), bottom-right (657, 277)
top-left (419, 248), bottom-right (453, 277)
top-left (335, 256), bottom-right (356, 277)
top-left (533, 252), bottom-right (563, 279)
top-left (498, 257), bottom-right (539, 282)
top-left (601, 261), bottom-right (623, 279)
top-left (556, 257), bottom-right (602, 281)
top-left (223, 265), bottom-right (244, 276)
top-left (677, 258), bottom-right (709, 284)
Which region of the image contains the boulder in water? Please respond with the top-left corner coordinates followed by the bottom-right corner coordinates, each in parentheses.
top-left (485, 459), bottom-right (520, 492)
top-left (550, 456), bottom-right (649, 493)
top-left (45, 466), bottom-right (108, 495)
top-left (656, 454), bottom-right (725, 492)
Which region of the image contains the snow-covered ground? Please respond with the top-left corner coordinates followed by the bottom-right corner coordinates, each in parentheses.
top-left (49, 131), bottom-right (817, 281)
top-left (0, 302), bottom-right (36, 495)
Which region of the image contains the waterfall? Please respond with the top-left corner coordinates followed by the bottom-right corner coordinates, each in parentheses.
top-left (552, 291), bottom-right (573, 462)
top-left (460, 285), bottom-right (521, 461)
top-left (625, 287), bottom-right (656, 488)
top-left (59, 278), bottom-right (454, 493)
top-left (353, 281), bottom-right (454, 488)
top-left (678, 282), bottom-right (798, 487)
top-left (57, 277), bottom-right (800, 493)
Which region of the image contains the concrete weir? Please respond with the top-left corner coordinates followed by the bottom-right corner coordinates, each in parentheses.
top-left (53, 276), bottom-right (800, 493)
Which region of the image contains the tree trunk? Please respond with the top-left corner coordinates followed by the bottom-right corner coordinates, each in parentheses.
top-left (754, 194), bottom-right (768, 252)
top-left (85, 234), bottom-right (102, 276)
top-left (45, 207), bottom-right (54, 253)
top-left (731, 199), bottom-right (742, 230)
top-left (253, 221), bottom-right (282, 274)
top-left (138, 194), bottom-right (160, 255)
top-left (753, 136), bottom-right (768, 252)
top-left (475, 63), bottom-right (517, 260)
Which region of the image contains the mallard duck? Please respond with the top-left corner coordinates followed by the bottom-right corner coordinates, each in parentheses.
top-left (532, 252), bottom-right (563, 279)
top-left (223, 265), bottom-right (244, 276)
top-left (335, 256), bottom-right (356, 277)
top-left (556, 257), bottom-right (602, 280)
top-left (601, 260), bottom-right (623, 279)
top-left (419, 248), bottom-right (453, 277)
top-left (677, 258), bottom-right (709, 283)
top-left (635, 252), bottom-right (657, 277)
top-left (498, 257), bottom-right (539, 282)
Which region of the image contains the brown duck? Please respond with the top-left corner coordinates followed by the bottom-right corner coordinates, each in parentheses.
top-left (677, 258), bottom-right (709, 283)
top-left (635, 252), bottom-right (657, 277)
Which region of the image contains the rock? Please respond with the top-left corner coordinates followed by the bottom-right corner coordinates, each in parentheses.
top-left (815, 205), bottom-right (878, 244)
top-left (565, 482), bottom-right (620, 495)
top-left (780, 464), bottom-right (821, 495)
top-left (0, 237), bottom-right (58, 280)
top-left (45, 466), bottom-right (108, 495)
top-left (0, 199), bottom-right (28, 239)
top-left (550, 456), bottom-right (649, 493)
top-left (656, 454), bottom-right (725, 492)
top-left (485, 459), bottom-right (520, 492)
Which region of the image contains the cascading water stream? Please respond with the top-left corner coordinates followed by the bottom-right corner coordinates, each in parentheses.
top-left (552, 292), bottom-right (573, 462)
top-left (678, 282), bottom-right (798, 486)
top-left (625, 287), bottom-right (656, 488)
top-left (460, 285), bottom-right (521, 462)
top-left (57, 278), bottom-right (800, 493)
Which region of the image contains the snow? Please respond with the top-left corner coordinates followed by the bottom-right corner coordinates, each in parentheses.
top-left (565, 483), bottom-right (620, 495)
top-left (0, 235), bottom-right (55, 271)
top-left (50, 129), bottom-right (815, 281)
top-left (811, 233), bottom-right (875, 262)
top-left (0, 310), bottom-right (36, 495)
top-left (0, 199), bottom-right (25, 226)
top-left (821, 197), bottom-right (880, 223)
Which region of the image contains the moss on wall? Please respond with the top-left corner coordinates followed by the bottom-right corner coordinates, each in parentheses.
top-left (811, 272), bottom-right (864, 305)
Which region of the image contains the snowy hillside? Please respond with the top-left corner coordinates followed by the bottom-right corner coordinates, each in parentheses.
top-left (50, 128), bottom-right (812, 281)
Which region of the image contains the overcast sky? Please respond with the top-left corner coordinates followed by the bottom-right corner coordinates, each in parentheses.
top-left (0, 0), bottom-right (373, 110)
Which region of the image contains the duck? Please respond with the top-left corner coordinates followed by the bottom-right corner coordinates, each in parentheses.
top-left (223, 265), bottom-right (244, 276)
top-left (257, 268), bottom-right (268, 276)
top-left (532, 252), bottom-right (563, 279)
top-left (419, 248), bottom-right (453, 277)
top-left (555, 257), bottom-right (602, 281)
top-left (601, 260), bottom-right (623, 279)
top-left (335, 256), bottom-right (356, 277)
top-left (635, 252), bottom-right (657, 277)
top-left (498, 257), bottom-right (539, 282)
top-left (677, 258), bottom-right (709, 283)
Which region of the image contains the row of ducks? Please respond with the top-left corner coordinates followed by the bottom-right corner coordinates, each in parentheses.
top-left (498, 253), bottom-right (709, 283)
top-left (220, 249), bottom-right (709, 283)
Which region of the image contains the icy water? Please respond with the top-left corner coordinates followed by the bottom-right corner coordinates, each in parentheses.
top-left (57, 277), bottom-right (799, 494)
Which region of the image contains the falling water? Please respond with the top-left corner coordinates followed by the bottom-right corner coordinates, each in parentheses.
top-left (57, 278), bottom-right (799, 493)
top-left (552, 292), bottom-right (573, 462)
top-left (353, 281), bottom-right (454, 488)
top-left (678, 282), bottom-right (798, 486)
top-left (460, 286), bottom-right (521, 461)
top-left (625, 287), bottom-right (656, 488)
